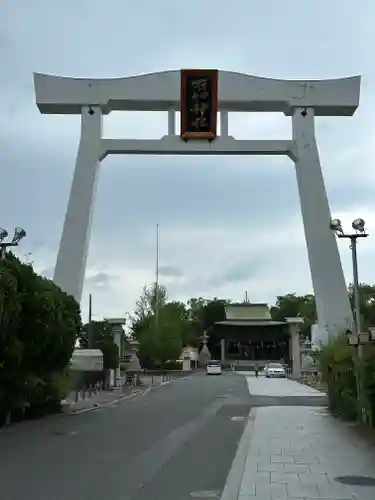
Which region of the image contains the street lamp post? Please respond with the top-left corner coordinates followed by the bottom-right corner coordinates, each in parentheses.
top-left (0, 227), bottom-right (27, 259)
top-left (330, 217), bottom-right (368, 423)
top-left (330, 218), bottom-right (368, 334)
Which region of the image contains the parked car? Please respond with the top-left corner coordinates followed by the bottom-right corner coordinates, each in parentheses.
top-left (264, 362), bottom-right (286, 378)
top-left (206, 360), bottom-right (222, 375)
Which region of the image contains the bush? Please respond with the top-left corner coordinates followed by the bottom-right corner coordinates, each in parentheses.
top-left (319, 333), bottom-right (358, 420)
top-left (163, 360), bottom-right (182, 371)
top-left (319, 333), bottom-right (375, 425)
top-left (0, 253), bottom-right (81, 425)
top-left (359, 344), bottom-right (375, 426)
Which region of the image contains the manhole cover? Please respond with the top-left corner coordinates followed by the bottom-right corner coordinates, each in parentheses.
top-left (335, 476), bottom-right (375, 486)
top-left (190, 491), bottom-right (220, 498)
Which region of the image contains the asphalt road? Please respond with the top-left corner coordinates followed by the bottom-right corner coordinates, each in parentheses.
top-left (0, 372), bottom-right (251, 500)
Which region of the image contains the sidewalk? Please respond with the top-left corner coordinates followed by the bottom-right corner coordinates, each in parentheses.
top-left (65, 386), bottom-right (141, 413)
top-left (65, 373), bottom-right (175, 413)
top-left (239, 405), bottom-right (375, 500)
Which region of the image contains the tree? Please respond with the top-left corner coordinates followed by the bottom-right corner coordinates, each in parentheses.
top-left (202, 298), bottom-right (228, 331)
top-left (202, 299), bottom-right (230, 358)
top-left (79, 320), bottom-right (119, 370)
top-left (187, 297), bottom-right (207, 343)
top-left (133, 301), bottom-right (184, 367)
top-left (0, 253), bottom-right (81, 423)
top-left (132, 282), bottom-right (167, 323)
top-left (348, 283), bottom-right (375, 328)
top-left (270, 293), bottom-right (316, 336)
top-left (78, 320), bottom-right (113, 348)
top-left (163, 301), bottom-right (196, 347)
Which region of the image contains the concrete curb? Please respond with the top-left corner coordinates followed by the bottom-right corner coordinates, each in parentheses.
top-left (69, 375), bottom-right (191, 415)
top-left (68, 389), bottom-right (143, 415)
top-left (220, 409), bottom-right (256, 500)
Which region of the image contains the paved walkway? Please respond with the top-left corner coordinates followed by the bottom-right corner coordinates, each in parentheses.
top-left (242, 372), bottom-right (324, 397)
top-left (238, 379), bottom-right (375, 500)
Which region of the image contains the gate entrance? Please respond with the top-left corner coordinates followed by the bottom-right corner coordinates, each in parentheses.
top-left (34, 69), bottom-right (361, 336)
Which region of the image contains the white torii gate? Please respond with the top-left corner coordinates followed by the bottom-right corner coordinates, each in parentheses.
top-left (33, 70), bottom-right (360, 336)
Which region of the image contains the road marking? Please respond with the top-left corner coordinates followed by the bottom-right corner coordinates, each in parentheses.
top-left (230, 416), bottom-right (245, 421)
top-left (70, 390), bottom-right (142, 415)
top-left (190, 490), bottom-right (220, 498)
top-left (220, 409), bottom-right (256, 500)
top-left (142, 386), bottom-right (152, 396)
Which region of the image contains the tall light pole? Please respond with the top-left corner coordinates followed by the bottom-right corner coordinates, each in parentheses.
top-left (330, 218), bottom-right (368, 334)
top-left (88, 293), bottom-right (93, 348)
top-left (330, 217), bottom-right (368, 423)
top-left (0, 227), bottom-right (27, 259)
top-left (155, 223), bottom-right (160, 334)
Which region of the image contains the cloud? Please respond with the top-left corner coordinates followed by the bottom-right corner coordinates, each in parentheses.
top-left (1, 0), bottom-right (375, 320)
top-left (85, 272), bottom-right (112, 289)
top-left (159, 266), bottom-right (184, 278)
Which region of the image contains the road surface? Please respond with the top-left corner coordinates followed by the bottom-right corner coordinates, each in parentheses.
top-left (0, 372), bottom-right (251, 500)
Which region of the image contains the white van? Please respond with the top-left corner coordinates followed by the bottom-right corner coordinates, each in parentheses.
top-left (206, 360), bottom-right (222, 375)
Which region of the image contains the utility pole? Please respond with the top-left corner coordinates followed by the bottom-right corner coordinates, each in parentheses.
top-left (88, 293), bottom-right (93, 348)
top-left (155, 224), bottom-right (160, 334)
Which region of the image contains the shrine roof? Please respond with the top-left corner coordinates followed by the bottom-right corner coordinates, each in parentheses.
top-left (215, 320), bottom-right (287, 327)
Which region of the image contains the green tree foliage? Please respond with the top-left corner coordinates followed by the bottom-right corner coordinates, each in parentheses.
top-left (130, 285), bottom-right (231, 366)
top-left (269, 286), bottom-right (375, 337)
top-left (79, 320), bottom-right (119, 370)
top-left (319, 334), bottom-right (357, 420)
top-left (202, 299), bottom-right (230, 359)
top-left (131, 291), bottom-right (185, 367)
top-left (348, 283), bottom-right (375, 328)
top-left (133, 282), bottom-right (167, 322)
top-left (270, 293), bottom-right (316, 337)
top-left (319, 331), bottom-right (375, 427)
top-left (0, 253), bottom-right (81, 424)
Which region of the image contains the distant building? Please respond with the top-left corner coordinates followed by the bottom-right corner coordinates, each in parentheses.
top-left (213, 303), bottom-right (290, 363)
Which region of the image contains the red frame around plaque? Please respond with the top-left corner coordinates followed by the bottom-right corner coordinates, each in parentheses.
top-left (180, 69), bottom-right (218, 140)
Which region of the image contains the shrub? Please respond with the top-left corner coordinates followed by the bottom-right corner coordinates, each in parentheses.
top-left (0, 253), bottom-right (81, 425)
top-left (319, 333), bottom-right (357, 421)
top-left (163, 360), bottom-right (183, 371)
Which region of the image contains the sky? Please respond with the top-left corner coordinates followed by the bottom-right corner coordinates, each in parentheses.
top-left (1, 0), bottom-right (374, 323)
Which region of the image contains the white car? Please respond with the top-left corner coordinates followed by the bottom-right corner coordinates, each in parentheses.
top-left (206, 360), bottom-right (222, 375)
top-left (264, 363), bottom-right (286, 378)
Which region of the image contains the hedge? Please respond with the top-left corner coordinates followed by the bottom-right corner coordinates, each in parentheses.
top-left (0, 253), bottom-right (81, 425)
top-left (319, 332), bottom-right (375, 425)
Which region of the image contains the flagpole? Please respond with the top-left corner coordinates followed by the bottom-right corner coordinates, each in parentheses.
top-left (88, 293), bottom-right (93, 348)
top-left (155, 224), bottom-right (159, 333)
